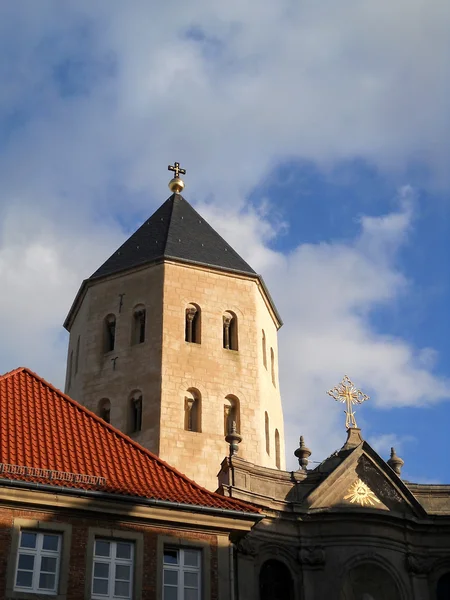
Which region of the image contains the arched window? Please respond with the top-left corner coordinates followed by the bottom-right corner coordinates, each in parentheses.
top-left (223, 311), bottom-right (238, 351)
top-left (260, 560), bottom-right (294, 600)
top-left (98, 398), bottom-right (111, 424)
top-left (340, 563), bottom-right (401, 600)
top-left (262, 330), bottom-right (267, 368)
top-left (437, 572), bottom-right (450, 599)
top-left (224, 395), bottom-right (240, 435)
top-left (104, 314), bottom-right (116, 353)
top-left (275, 429), bottom-right (281, 469)
top-left (270, 347), bottom-right (276, 386)
top-left (185, 303), bottom-right (201, 344)
top-left (129, 391), bottom-right (143, 433)
top-left (75, 335), bottom-right (81, 374)
top-left (184, 388), bottom-right (201, 432)
top-left (132, 305), bottom-right (146, 345)
top-left (265, 412), bottom-right (270, 455)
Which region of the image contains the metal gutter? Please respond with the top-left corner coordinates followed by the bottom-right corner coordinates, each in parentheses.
top-left (0, 478), bottom-right (263, 521)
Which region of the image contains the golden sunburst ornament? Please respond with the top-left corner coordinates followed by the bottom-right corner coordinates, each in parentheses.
top-left (343, 478), bottom-right (380, 506)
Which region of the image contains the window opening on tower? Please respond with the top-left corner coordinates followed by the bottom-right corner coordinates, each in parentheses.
top-left (185, 304), bottom-right (201, 344)
top-left (104, 314), bottom-right (116, 353)
top-left (223, 311), bottom-right (238, 351)
top-left (184, 389), bottom-right (201, 432)
top-left (132, 306), bottom-right (146, 345)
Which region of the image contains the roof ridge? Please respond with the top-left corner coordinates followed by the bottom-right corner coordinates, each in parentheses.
top-left (0, 366), bottom-right (26, 380)
top-left (6, 367), bottom-right (256, 511)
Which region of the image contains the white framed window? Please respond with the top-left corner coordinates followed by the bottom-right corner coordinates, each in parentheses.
top-left (92, 539), bottom-right (134, 599)
top-left (14, 530), bottom-right (62, 595)
top-left (163, 548), bottom-right (201, 600)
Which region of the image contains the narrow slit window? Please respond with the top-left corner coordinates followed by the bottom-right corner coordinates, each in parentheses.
top-left (68, 350), bottom-right (73, 390)
top-left (75, 335), bottom-right (81, 374)
top-left (275, 429), bottom-right (281, 469)
top-left (270, 347), bottom-right (276, 387)
top-left (262, 330), bottom-right (267, 368)
top-left (265, 412), bottom-right (270, 455)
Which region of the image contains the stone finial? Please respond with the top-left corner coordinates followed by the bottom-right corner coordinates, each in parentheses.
top-left (387, 447), bottom-right (404, 476)
top-left (294, 436), bottom-right (311, 470)
top-left (341, 427), bottom-right (364, 450)
top-left (225, 421), bottom-right (242, 456)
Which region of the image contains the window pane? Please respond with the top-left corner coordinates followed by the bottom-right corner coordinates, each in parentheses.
top-left (93, 578), bottom-right (109, 595)
top-left (95, 540), bottom-right (111, 557)
top-left (163, 570), bottom-right (178, 586)
top-left (184, 550), bottom-right (199, 567)
top-left (42, 534), bottom-right (59, 552)
top-left (40, 556), bottom-right (57, 573)
top-left (18, 554), bottom-right (35, 570)
top-left (116, 564), bottom-right (131, 581)
top-left (16, 570), bottom-right (33, 588)
top-left (164, 549), bottom-right (178, 565)
top-left (163, 587), bottom-right (178, 600)
top-left (185, 589), bottom-right (200, 600)
top-left (94, 562), bottom-right (109, 578)
top-left (114, 580), bottom-right (130, 597)
top-left (184, 571), bottom-right (198, 588)
top-left (116, 542), bottom-right (132, 559)
top-left (39, 572), bottom-right (56, 590)
top-left (20, 532), bottom-right (37, 548)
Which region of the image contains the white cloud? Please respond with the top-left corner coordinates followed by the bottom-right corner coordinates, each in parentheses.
top-left (193, 189), bottom-right (450, 468)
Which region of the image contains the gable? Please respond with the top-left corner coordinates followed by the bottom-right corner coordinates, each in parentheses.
top-left (304, 442), bottom-right (425, 518)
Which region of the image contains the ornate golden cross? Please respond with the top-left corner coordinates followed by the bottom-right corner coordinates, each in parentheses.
top-left (168, 161), bottom-right (186, 179)
top-left (327, 375), bottom-right (369, 429)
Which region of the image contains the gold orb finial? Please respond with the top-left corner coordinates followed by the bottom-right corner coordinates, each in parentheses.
top-left (168, 161), bottom-right (186, 194)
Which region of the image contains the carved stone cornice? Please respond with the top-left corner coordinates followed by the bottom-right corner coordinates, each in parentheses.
top-left (237, 537), bottom-right (258, 557)
top-left (298, 546), bottom-right (326, 568)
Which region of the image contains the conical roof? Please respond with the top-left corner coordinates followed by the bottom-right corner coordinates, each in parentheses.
top-left (90, 193), bottom-right (255, 280)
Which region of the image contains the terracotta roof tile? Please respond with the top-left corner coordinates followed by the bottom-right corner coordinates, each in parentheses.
top-left (0, 367), bottom-right (259, 515)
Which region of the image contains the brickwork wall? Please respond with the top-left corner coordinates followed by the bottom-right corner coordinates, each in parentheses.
top-left (0, 504), bottom-right (220, 600)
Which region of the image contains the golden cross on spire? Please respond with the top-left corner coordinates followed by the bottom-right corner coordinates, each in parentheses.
top-left (168, 161), bottom-right (186, 179)
top-left (168, 161), bottom-right (186, 193)
top-left (327, 375), bottom-right (369, 429)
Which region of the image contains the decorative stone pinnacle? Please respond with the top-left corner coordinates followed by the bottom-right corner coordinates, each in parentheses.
top-left (168, 161), bottom-right (186, 193)
top-left (387, 446), bottom-right (404, 476)
top-left (294, 435), bottom-right (311, 470)
top-left (327, 375), bottom-right (369, 430)
top-left (225, 421), bottom-right (242, 456)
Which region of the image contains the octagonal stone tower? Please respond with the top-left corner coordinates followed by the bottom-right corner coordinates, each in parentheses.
top-left (64, 192), bottom-right (285, 490)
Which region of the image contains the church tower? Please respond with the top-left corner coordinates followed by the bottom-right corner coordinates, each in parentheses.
top-left (63, 165), bottom-right (285, 490)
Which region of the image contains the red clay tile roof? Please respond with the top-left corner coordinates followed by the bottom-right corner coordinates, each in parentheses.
top-left (0, 367), bottom-right (259, 515)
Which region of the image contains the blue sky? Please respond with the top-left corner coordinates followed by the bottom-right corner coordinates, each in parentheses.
top-left (1, 2), bottom-right (450, 483)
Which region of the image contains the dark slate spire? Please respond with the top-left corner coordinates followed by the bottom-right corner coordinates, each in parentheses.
top-left (90, 194), bottom-right (256, 280)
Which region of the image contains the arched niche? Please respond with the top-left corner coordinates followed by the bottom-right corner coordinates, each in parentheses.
top-left (259, 559), bottom-right (294, 600)
top-left (437, 571), bottom-right (450, 599)
top-left (340, 562), bottom-right (402, 600)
